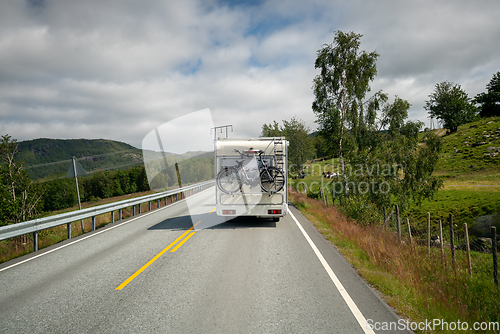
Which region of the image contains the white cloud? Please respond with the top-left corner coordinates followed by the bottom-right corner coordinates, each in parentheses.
top-left (0, 0), bottom-right (499, 150)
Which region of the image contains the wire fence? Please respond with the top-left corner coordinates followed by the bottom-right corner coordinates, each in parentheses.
top-left (383, 205), bottom-right (498, 285)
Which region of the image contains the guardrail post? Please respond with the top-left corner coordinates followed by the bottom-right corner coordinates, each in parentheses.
top-left (139, 203), bottom-right (142, 214)
top-left (132, 205), bottom-right (136, 216)
top-left (92, 216), bottom-right (96, 231)
top-left (157, 198), bottom-right (160, 209)
top-left (33, 231), bottom-right (38, 252)
top-left (164, 197), bottom-right (167, 206)
top-left (148, 201), bottom-right (151, 211)
top-left (111, 211), bottom-right (115, 224)
top-left (176, 194), bottom-right (178, 201)
top-left (67, 223), bottom-right (71, 239)
top-left (119, 209), bottom-right (122, 221)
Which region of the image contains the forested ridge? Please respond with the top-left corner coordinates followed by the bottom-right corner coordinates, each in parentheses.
top-left (16, 138), bottom-right (144, 179)
top-left (1, 136), bottom-right (214, 225)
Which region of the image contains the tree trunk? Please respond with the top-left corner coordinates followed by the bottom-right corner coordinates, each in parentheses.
top-left (339, 76), bottom-right (349, 195)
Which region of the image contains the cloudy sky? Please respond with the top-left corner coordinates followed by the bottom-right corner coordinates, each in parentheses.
top-left (1, 0), bottom-right (499, 151)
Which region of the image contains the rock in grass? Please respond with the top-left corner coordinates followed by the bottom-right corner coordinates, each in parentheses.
top-left (470, 214), bottom-right (500, 238)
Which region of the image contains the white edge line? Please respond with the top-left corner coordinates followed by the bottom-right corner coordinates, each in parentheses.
top-left (0, 189), bottom-right (206, 273)
top-left (288, 208), bottom-right (375, 334)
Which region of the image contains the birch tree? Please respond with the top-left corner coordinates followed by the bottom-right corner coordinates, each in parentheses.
top-left (0, 135), bottom-right (42, 227)
top-left (312, 31), bottom-right (378, 193)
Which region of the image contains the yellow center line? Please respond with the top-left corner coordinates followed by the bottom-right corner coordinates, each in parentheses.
top-left (115, 220), bottom-right (201, 290)
top-left (170, 231), bottom-right (195, 252)
top-left (209, 207), bottom-right (216, 213)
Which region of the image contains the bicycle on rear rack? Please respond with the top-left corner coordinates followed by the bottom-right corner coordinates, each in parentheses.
top-left (216, 149), bottom-right (285, 195)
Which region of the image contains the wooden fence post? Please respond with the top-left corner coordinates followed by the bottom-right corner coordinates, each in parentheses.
top-left (381, 208), bottom-right (393, 230)
top-left (439, 219), bottom-right (444, 265)
top-left (383, 207), bottom-right (386, 227)
top-left (427, 212), bottom-right (431, 254)
top-left (396, 204), bottom-right (401, 243)
top-left (464, 223), bottom-right (472, 277)
top-left (449, 214), bottom-right (456, 273)
top-left (406, 218), bottom-right (413, 245)
top-left (493, 226), bottom-right (498, 286)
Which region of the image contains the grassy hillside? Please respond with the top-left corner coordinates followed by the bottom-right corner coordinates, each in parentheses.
top-left (404, 116), bottom-right (500, 237)
top-left (432, 116), bottom-right (500, 182)
top-left (16, 138), bottom-right (144, 179)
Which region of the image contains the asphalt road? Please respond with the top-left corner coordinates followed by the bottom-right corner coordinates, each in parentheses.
top-left (0, 187), bottom-right (412, 333)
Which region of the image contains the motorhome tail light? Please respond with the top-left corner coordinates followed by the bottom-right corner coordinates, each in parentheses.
top-left (268, 209), bottom-right (281, 215)
top-left (222, 210), bottom-right (236, 215)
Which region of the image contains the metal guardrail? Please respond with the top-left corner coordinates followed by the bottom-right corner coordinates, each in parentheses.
top-left (0, 180), bottom-right (215, 252)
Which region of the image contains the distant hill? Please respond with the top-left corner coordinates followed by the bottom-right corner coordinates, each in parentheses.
top-left (15, 138), bottom-right (143, 179)
top-left (15, 138), bottom-right (213, 180)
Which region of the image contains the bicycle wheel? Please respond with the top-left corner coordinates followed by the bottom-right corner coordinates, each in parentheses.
top-left (216, 167), bottom-right (242, 194)
top-left (260, 167), bottom-right (285, 193)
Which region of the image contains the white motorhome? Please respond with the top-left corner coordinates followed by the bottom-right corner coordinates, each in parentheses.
top-left (215, 137), bottom-right (288, 221)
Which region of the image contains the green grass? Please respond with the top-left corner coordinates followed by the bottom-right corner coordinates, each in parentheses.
top-left (405, 186), bottom-right (500, 236)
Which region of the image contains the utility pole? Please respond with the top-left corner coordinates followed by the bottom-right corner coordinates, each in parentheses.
top-left (66, 157), bottom-right (86, 236)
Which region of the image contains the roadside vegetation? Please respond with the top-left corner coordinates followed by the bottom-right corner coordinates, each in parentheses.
top-left (280, 31), bottom-right (500, 332)
top-left (285, 116), bottom-right (500, 332)
top-left (289, 189), bottom-right (500, 333)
